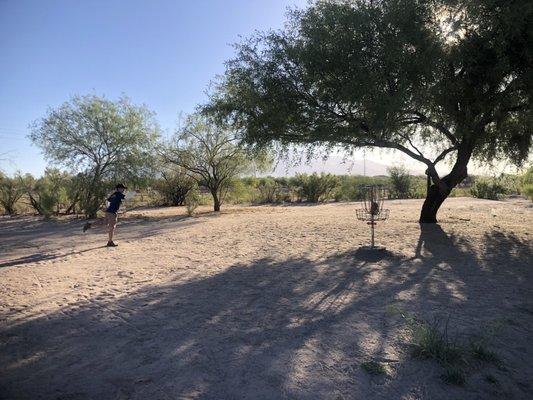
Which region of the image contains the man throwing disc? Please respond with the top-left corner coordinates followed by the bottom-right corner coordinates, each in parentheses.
top-left (83, 183), bottom-right (127, 247)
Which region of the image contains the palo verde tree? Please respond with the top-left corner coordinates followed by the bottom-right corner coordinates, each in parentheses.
top-left (164, 114), bottom-right (270, 212)
top-left (207, 0), bottom-right (532, 222)
top-left (30, 95), bottom-right (160, 218)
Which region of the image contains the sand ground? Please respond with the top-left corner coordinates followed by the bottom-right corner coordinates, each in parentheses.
top-left (0, 198), bottom-right (532, 400)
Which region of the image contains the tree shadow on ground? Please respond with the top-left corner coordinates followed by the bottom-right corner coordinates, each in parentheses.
top-left (0, 226), bottom-right (531, 399)
top-left (0, 214), bottom-right (203, 267)
top-left (0, 246), bottom-right (107, 268)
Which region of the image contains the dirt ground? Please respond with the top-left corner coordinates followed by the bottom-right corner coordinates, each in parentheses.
top-left (0, 198), bottom-right (532, 400)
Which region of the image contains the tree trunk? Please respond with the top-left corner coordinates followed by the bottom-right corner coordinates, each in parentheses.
top-left (213, 193), bottom-right (221, 212)
top-left (419, 146), bottom-right (471, 223)
top-left (419, 184), bottom-right (449, 223)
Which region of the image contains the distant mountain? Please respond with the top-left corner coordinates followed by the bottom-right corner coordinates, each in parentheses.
top-left (264, 155), bottom-right (424, 177)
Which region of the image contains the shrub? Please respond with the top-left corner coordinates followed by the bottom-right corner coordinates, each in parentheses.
top-left (256, 177), bottom-right (280, 203)
top-left (224, 178), bottom-right (257, 204)
top-left (153, 169), bottom-right (195, 206)
top-left (523, 184), bottom-right (533, 200)
top-left (361, 360), bottom-right (386, 375)
top-left (470, 177), bottom-right (508, 200)
top-left (387, 165), bottom-right (412, 199)
top-left (291, 173), bottom-right (340, 202)
top-left (0, 173), bottom-right (26, 215)
top-left (24, 169), bottom-right (70, 217)
top-left (185, 186), bottom-right (201, 216)
top-left (521, 166), bottom-right (533, 200)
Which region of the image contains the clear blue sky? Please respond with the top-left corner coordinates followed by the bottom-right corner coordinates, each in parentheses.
top-left (0, 0), bottom-right (307, 176)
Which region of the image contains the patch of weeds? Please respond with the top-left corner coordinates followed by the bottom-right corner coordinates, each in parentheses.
top-left (411, 317), bottom-right (464, 366)
top-left (470, 340), bottom-right (500, 364)
top-left (484, 374), bottom-right (498, 385)
top-left (483, 319), bottom-right (506, 337)
top-left (361, 360), bottom-right (386, 375)
top-left (441, 365), bottom-right (466, 386)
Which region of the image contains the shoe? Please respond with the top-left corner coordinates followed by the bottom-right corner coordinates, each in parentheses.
top-left (106, 241), bottom-right (118, 247)
top-left (82, 222), bottom-right (92, 232)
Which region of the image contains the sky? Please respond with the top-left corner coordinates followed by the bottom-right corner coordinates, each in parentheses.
top-left (0, 0), bottom-right (517, 177)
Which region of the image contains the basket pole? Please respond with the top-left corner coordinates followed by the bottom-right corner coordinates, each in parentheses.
top-left (371, 213), bottom-right (375, 248)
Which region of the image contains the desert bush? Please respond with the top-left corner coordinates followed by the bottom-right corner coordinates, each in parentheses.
top-left (360, 360), bottom-right (386, 375)
top-left (224, 178), bottom-right (255, 204)
top-left (387, 165), bottom-right (412, 199)
top-left (522, 184), bottom-right (533, 200)
top-left (256, 177), bottom-right (279, 203)
top-left (185, 186), bottom-right (201, 216)
top-left (470, 177), bottom-right (508, 200)
top-left (521, 166), bottom-right (533, 200)
top-left (291, 173), bottom-right (340, 203)
top-left (24, 169), bottom-right (70, 217)
top-left (334, 175), bottom-right (363, 201)
top-left (153, 168), bottom-right (195, 206)
top-left (0, 173), bottom-right (26, 215)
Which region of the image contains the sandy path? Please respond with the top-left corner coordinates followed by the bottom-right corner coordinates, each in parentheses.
top-left (0, 198), bottom-right (532, 399)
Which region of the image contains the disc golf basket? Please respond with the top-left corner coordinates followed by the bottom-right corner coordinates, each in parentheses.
top-left (356, 185), bottom-right (390, 250)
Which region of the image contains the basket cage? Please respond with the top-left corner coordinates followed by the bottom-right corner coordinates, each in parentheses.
top-left (356, 185), bottom-right (390, 221)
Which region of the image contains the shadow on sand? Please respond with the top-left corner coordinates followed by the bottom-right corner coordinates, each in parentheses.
top-left (0, 225), bottom-right (531, 399)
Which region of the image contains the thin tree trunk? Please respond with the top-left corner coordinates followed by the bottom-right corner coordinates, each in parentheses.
top-left (211, 189), bottom-right (221, 212)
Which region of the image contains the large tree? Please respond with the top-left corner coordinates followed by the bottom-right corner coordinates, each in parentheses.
top-left (163, 114), bottom-right (269, 212)
top-left (207, 0), bottom-right (532, 222)
top-left (30, 95), bottom-right (160, 218)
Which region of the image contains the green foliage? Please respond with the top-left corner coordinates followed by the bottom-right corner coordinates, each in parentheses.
top-left (469, 175), bottom-right (519, 200)
top-left (360, 361), bottom-right (386, 375)
top-left (30, 94), bottom-right (160, 217)
top-left (256, 177), bottom-right (280, 203)
top-left (333, 175), bottom-right (378, 202)
top-left (208, 0), bottom-right (532, 220)
top-left (469, 340), bottom-right (500, 364)
top-left (387, 165), bottom-right (412, 199)
top-left (441, 366), bottom-right (466, 386)
top-left (153, 167), bottom-right (195, 206)
top-left (410, 318), bottom-right (463, 366)
top-left (24, 168), bottom-right (70, 217)
top-left (522, 184), bottom-right (533, 200)
top-left (185, 186), bottom-right (201, 216)
top-left (164, 114), bottom-right (270, 212)
top-left (291, 173), bottom-right (340, 203)
top-left (0, 172), bottom-right (26, 215)
top-left (389, 306), bottom-right (503, 387)
top-left (521, 166), bottom-right (533, 200)
top-left (248, 177), bottom-right (291, 204)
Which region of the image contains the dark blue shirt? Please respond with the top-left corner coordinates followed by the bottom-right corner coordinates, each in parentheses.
top-left (106, 191), bottom-right (125, 214)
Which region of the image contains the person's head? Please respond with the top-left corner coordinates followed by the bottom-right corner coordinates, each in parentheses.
top-left (115, 183), bottom-right (127, 193)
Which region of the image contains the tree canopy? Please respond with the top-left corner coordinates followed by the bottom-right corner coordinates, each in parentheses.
top-left (30, 94), bottom-right (160, 217)
top-left (163, 114), bottom-right (271, 211)
top-left (207, 0), bottom-right (532, 222)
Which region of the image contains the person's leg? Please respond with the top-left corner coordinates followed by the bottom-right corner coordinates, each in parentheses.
top-left (106, 212), bottom-right (118, 245)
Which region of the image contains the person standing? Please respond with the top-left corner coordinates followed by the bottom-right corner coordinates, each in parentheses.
top-left (83, 183), bottom-right (127, 247)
